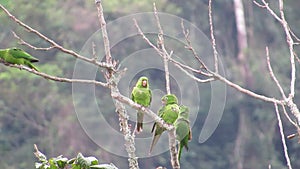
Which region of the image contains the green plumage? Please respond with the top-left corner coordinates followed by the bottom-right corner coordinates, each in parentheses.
top-left (131, 76), bottom-right (152, 133)
top-left (0, 48), bottom-right (39, 71)
top-left (175, 105), bottom-right (192, 161)
top-left (149, 94), bottom-right (180, 153)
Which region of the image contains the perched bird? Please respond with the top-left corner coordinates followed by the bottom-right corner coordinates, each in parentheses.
top-left (149, 94), bottom-right (180, 153)
top-left (175, 105), bottom-right (192, 161)
top-left (0, 47), bottom-right (39, 71)
top-left (131, 76), bottom-right (152, 133)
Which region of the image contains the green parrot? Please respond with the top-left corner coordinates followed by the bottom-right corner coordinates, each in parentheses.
top-left (131, 76), bottom-right (152, 133)
top-left (175, 105), bottom-right (192, 161)
top-left (0, 47), bottom-right (39, 71)
top-left (149, 94), bottom-right (180, 153)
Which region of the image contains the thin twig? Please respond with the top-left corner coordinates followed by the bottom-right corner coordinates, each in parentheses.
top-left (135, 5), bottom-right (283, 105)
top-left (95, 1), bottom-right (112, 66)
top-left (208, 0), bottom-right (219, 73)
top-left (210, 70), bottom-right (282, 104)
top-left (133, 19), bottom-right (164, 56)
top-left (12, 31), bottom-right (55, 51)
top-left (253, 1), bottom-right (283, 23)
top-left (0, 60), bottom-right (108, 87)
top-left (274, 103), bottom-right (292, 169)
top-left (277, 0), bottom-right (296, 100)
top-left (254, 0), bottom-right (296, 99)
top-left (181, 20), bottom-right (208, 70)
top-left (265, 47), bottom-right (287, 99)
top-left (135, 18), bottom-right (214, 84)
top-left (170, 59), bottom-right (215, 83)
top-left (153, 3), bottom-right (171, 95)
top-left (0, 4), bottom-right (114, 70)
top-left (168, 56), bottom-right (213, 78)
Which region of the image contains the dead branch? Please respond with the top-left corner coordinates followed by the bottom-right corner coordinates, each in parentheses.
top-left (274, 103), bottom-right (292, 169)
top-left (265, 47), bottom-right (287, 99)
top-left (95, 1), bottom-right (138, 168)
top-left (0, 4), bottom-right (115, 71)
top-left (208, 0), bottom-right (219, 73)
top-left (0, 59), bottom-right (109, 87)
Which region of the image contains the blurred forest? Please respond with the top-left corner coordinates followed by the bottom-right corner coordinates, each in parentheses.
top-left (1, 0), bottom-right (300, 169)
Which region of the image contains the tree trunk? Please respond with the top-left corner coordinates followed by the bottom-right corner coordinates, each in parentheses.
top-left (232, 0), bottom-right (252, 169)
top-left (233, 110), bottom-right (249, 169)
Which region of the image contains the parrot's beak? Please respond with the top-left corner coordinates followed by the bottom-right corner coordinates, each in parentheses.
top-left (162, 99), bottom-right (166, 105)
top-left (142, 80), bottom-right (147, 87)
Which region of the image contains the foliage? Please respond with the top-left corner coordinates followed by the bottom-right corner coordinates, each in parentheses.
top-left (34, 145), bottom-right (117, 169)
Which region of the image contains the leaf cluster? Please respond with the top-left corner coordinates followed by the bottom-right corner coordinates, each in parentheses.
top-left (34, 146), bottom-right (117, 169)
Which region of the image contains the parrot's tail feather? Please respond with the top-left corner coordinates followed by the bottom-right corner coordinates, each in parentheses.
top-left (151, 123), bottom-right (156, 133)
top-left (178, 143), bottom-right (183, 161)
top-left (149, 134), bottom-right (161, 154)
top-left (31, 65), bottom-right (39, 72)
top-left (26, 61), bottom-right (39, 72)
top-left (184, 144), bottom-right (189, 151)
top-left (136, 122), bottom-right (143, 133)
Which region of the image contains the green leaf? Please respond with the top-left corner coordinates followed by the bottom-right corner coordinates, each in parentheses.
top-left (76, 153), bottom-right (90, 169)
top-left (53, 155), bottom-right (68, 168)
top-left (71, 163), bottom-right (81, 169)
top-left (49, 159), bottom-right (58, 169)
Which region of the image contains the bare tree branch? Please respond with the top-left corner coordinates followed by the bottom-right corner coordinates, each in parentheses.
top-left (274, 103), bottom-right (292, 169)
top-left (181, 21), bottom-right (208, 70)
top-left (277, 0), bottom-right (297, 100)
top-left (135, 18), bottom-right (214, 83)
top-left (208, 0), bottom-right (219, 73)
top-left (253, 1), bottom-right (283, 23)
top-left (0, 4), bottom-right (114, 71)
top-left (265, 47), bottom-right (287, 99)
top-left (281, 104), bottom-right (299, 130)
top-left (12, 31), bottom-right (55, 51)
top-left (95, 1), bottom-right (138, 168)
top-left (153, 3), bottom-right (171, 95)
top-left (153, 3), bottom-right (179, 168)
top-left (95, 0), bottom-right (113, 66)
top-left (254, 0), bottom-right (297, 99)
top-left (255, 0), bottom-right (300, 129)
top-left (0, 59), bottom-right (109, 87)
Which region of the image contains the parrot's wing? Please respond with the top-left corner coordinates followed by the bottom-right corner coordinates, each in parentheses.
top-left (149, 133), bottom-right (161, 154)
top-left (149, 89), bottom-right (152, 104)
top-left (158, 106), bottom-right (165, 117)
top-left (131, 87), bottom-right (136, 101)
top-left (149, 125), bottom-right (165, 154)
top-left (9, 48), bottom-right (39, 62)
